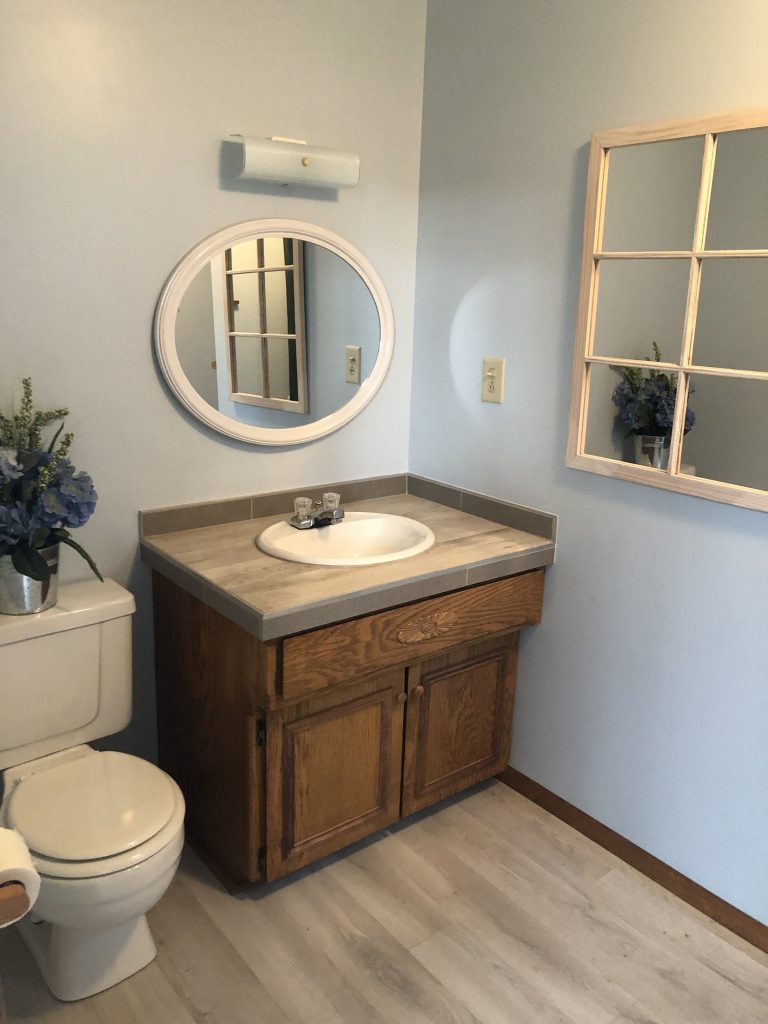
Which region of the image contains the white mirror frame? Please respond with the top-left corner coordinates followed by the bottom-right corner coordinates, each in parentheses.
top-left (155, 219), bottom-right (395, 446)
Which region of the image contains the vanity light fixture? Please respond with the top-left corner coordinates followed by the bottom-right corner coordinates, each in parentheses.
top-left (227, 134), bottom-right (360, 189)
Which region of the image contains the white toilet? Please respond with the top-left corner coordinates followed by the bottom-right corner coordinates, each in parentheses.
top-left (0, 579), bottom-right (185, 1002)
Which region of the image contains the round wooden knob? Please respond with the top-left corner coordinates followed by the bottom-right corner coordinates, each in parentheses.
top-left (395, 692), bottom-right (407, 704)
top-left (412, 685), bottom-right (425, 698)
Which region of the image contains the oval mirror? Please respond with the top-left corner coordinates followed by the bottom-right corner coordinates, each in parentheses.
top-left (155, 219), bottom-right (394, 445)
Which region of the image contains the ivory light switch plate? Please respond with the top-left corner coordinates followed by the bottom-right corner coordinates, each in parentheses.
top-left (482, 357), bottom-right (505, 403)
top-left (346, 345), bottom-right (361, 384)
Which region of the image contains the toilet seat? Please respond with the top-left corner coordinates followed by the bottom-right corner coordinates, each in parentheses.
top-left (6, 751), bottom-right (185, 880)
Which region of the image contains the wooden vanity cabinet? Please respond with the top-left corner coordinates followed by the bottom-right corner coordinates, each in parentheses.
top-left (152, 568), bottom-right (543, 890)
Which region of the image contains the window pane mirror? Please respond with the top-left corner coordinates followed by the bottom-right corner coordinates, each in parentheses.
top-left (567, 110), bottom-right (768, 512)
top-left (155, 220), bottom-right (394, 445)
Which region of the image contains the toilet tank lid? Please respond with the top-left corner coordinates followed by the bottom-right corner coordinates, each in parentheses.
top-left (0, 579), bottom-right (135, 646)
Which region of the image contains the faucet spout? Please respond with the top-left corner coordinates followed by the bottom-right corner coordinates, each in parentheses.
top-left (288, 495), bottom-right (345, 530)
top-left (312, 507), bottom-right (345, 527)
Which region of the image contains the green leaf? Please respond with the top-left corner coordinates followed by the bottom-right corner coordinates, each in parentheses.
top-left (20, 451), bottom-right (45, 471)
top-left (10, 543), bottom-right (51, 582)
top-left (32, 526), bottom-right (51, 549)
top-left (58, 535), bottom-right (104, 582)
top-left (46, 421), bottom-right (66, 454)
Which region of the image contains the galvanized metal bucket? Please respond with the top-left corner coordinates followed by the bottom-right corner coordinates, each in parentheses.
top-left (635, 434), bottom-right (669, 471)
top-left (0, 544), bottom-right (60, 615)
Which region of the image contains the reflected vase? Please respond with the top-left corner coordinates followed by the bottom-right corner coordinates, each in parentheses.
top-left (634, 434), bottom-right (669, 470)
top-left (0, 543), bottom-right (60, 615)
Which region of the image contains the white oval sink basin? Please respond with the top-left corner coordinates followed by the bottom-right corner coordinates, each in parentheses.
top-left (257, 511), bottom-right (435, 566)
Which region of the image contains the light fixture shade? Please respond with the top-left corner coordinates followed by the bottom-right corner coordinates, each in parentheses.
top-left (228, 135), bottom-right (360, 189)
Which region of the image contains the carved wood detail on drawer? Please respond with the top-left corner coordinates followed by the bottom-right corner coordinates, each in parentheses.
top-left (280, 570), bottom-right (544, 700)
top-left (397, 610), bottom-right (457, 644)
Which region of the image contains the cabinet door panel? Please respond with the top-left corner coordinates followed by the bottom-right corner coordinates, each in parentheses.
top-left (402, 635), bottom-right (518, 816)
top-left (266, 670), bottom-right (404, 880)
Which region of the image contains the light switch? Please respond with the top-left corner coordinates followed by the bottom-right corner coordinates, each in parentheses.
top-left (482, 357), bottom-right (505, 403)
top-left (345, 345), bottom-right (361, 384)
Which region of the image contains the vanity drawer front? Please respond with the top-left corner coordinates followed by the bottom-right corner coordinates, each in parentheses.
top-left (281, 569), bottom-right (544, 699)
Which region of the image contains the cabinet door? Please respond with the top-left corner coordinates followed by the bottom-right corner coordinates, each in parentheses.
top-left (265, 669), bottom-right (405, 880)
top-left (401, 634), bottom-right (518, 816)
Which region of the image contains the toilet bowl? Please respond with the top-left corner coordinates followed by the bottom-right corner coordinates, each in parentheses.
top-left (1, 744), bottom-right (185, 1001)
top-left (0, 579), bottom-right (186, 1002)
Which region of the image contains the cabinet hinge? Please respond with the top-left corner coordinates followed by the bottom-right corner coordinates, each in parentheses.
top-left (257, 847), bottom-right (267, 875)
top-left (255, 719), bottom-right (266, 746)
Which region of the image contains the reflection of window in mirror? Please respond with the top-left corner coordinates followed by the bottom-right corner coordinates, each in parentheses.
top-left (214, 237), bottom-right (309, 414)
top-left (567, 111), bottom-right (768, 513)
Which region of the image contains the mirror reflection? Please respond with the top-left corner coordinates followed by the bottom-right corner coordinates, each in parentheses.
top-left (602, 136), bottom-right (702, 252)
top-left (681, 375), bottom-right (768, 491)
top-left (585, 359), bottom-right (691, 472)
top-left (592, 260), bottom-right (688, 361)
top-left (175, 237), bottom-right (380, 428)
top-left (694, 258), bottom-right (768, 373)
top-left (707, 127), bottom-right (768, 250)
top-left (584, 362), bottom-right (634, 462)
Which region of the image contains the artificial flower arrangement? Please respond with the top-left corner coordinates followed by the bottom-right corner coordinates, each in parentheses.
top-left (0, 379), bottom-right (101, 582)
top-left (611, 342), bottom-right (695, 442)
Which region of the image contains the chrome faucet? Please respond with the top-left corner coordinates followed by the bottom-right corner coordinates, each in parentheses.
top-left (289, 493), bottom-right (345, 530)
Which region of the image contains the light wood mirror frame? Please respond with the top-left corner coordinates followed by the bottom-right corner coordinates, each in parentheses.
top-left (567, 109), bottom-right (768, 513)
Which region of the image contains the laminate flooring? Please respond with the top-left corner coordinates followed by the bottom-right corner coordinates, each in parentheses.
top-left (2, 782), bottom-right (767, 1023)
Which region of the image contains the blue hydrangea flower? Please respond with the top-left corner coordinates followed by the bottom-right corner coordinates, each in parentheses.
top-left (0, 502), bottom-right (33, 545)
top-left (34, 465), bottom-right (98, 529)
top-left (612, 372), bottom-right (694, 438)
top-left (0, 448), bottom-right (23, 481)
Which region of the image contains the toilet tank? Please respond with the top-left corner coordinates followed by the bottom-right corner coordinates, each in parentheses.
top-left (0, 580), bottom-right (135, 771)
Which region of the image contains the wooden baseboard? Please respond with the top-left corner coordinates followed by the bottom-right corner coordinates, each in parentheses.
top-left (498, 766), bottom-right (768, 956)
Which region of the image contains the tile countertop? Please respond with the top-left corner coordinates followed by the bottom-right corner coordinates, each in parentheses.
top-left (140, 492), bottom-right (556, 641)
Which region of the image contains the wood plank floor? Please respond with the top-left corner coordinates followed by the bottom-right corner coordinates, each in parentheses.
top-left (2, 782), bottom-right (767, 1023)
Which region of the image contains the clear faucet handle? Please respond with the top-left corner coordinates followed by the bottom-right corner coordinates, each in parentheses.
top-left (322, 492), bottom-right (341, 510)
top-left (293, 496), bottom-right (313, 518)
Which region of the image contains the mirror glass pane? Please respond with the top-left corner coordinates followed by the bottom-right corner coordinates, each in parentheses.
top-left (229, 240), bottom-right (261, 271)
top-left (584, 361), bottom-right (680, 470)
top-left (266, 338), bottom-right (294, 401)
top-left (693, 258), bottom-right (768, 372)
top-left (175, 239), bottom-right (380, 429)
top-left (602, 137), bottom-right (702, 252)
top-left (232, 338), bottom-right (263, 396)
top-left (592, 259), bottom-right (689, 362)
top-left (706, 128), bottom-right (768, 250)
top-left (681, 374), bottom-right (768, 490)
top-left (230, 274), bottom-right (262, 333)
top-left (263, 270), bottom-right (293, 335)
top-left (263, 236), bottom-right (290, 266)
top-left (585, 363), bottom-right (631, 462)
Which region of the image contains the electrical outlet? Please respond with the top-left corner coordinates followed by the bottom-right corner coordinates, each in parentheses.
top-left (345, 345), bottom-right (361, 384)
top-left (482, 356), bottom-right (505, 403)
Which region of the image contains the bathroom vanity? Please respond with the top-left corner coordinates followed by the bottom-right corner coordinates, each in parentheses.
top-left (141, 479), bottom-right (555, 890)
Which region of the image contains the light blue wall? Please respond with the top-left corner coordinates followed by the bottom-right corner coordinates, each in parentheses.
top-left (412, 0), bottom-right (768, 923)
top-left (1, 0), bottom-right (427, 758)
